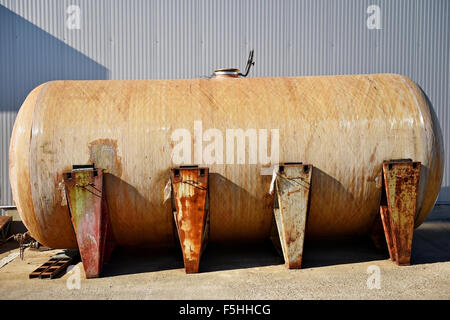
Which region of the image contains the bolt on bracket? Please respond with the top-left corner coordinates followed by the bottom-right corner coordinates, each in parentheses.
top-left (270, 163), bottom-right (312, 269)
top-left (63, 166), bottom-right (115, 278)
top-left (378, 160), bottom-right (421, 266)
top-left (170, 166), bottom-right (209, 273)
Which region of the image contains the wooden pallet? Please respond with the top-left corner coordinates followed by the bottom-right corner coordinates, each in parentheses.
top-left (29, 253), bottom-right (79, 279)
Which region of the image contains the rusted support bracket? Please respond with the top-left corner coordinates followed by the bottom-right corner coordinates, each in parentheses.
top-left (63, 165), bottom-right (115, 278)
top-left (378, 160), bottom-right (421, 266)
top-left (271, 163), bottom-right (312, 269)
top-left (170, 166), bottom-right (209, 274)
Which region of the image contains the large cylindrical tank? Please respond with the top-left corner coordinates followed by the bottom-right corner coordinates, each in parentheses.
top-left (9, 74), bottom-right (444, 249)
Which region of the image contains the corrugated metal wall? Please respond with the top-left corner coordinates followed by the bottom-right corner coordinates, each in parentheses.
top-left (0, 0), bottom-right (449, 205)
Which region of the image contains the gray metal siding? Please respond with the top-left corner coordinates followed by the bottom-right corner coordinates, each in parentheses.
top-left (0, 0), bottom-right (449, 205)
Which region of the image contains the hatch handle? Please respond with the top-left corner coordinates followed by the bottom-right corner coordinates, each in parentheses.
top-left (238, 49), bottom-right (255, 77)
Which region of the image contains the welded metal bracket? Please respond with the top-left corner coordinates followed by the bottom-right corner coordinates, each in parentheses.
top-left (63, 165), bottom-right (115, 278)
top-left (270, 163), bottom-right (312, 269)
top-left (378, 160), bottom-right (421, 266)
top-left (170, 166), bottom-right (209, 273)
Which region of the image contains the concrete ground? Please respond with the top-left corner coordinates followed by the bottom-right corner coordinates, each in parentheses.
top-left (0, 205), bottom-right (449, 300)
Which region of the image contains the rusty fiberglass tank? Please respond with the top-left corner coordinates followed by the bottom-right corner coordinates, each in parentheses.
top-left (9, 73), bottom-right (444, 249)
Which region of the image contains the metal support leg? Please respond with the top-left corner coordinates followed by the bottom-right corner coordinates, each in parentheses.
top-left (379, 160), bottom-right (421, 266)
top-left (271, 163), bottom-right (312, 269)
top-left (170, 166), bottom-right (209, 273)
top-left (64, 165), bottom-right (115, 278)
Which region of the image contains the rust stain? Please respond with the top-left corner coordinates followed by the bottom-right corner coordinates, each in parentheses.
top-left (370, 147), bottom-right (377, 163)
top-left (88, 139), bottom-right (122, 177)
top-left (40, 141), bottom-right (56, 155)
